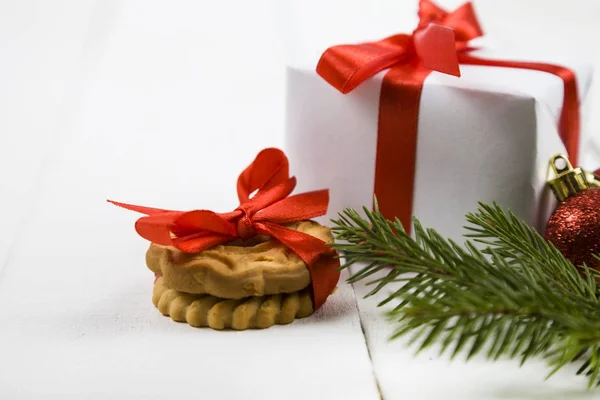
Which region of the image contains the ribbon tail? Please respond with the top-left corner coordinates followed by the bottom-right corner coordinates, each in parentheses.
top-left (108, 200), bottom-right (177, 216)
top-left (458, 53), bottom-right (580, 165)
top-left (257, 222), bottom-right (340, 310)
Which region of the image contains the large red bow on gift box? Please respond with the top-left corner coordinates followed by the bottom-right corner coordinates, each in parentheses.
top-left (109, 148), bottom-right (340, 309)
top-left (318, 0), bottom-right (579, 231)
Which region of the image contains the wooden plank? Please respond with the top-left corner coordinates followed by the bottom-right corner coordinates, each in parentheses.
top-left (0, 2), bottom-right (380, 398)
top-left (352, 267), bottom-right (598, 399)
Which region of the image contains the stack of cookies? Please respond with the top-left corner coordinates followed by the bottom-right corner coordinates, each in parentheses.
top-left (147, 221), bottom-right (335, 330)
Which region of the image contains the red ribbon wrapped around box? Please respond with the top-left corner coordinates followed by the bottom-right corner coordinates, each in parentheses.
top-left (109, 148), bottom-right (340, 310)
top-left (317, 0), bottom-right (580, 232)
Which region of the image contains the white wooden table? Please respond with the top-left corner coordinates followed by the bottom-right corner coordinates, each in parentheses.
top-left (1, 1), bottom-right (599, 398)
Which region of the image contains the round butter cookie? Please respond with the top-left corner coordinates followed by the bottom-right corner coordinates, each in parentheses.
top-left (146, 220), bottom-right (333, 299)
top-left (153, 277), bottom-right (314, 330)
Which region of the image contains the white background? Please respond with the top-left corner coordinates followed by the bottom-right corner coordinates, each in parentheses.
top-left (1, 0), bottom-right (600, 399)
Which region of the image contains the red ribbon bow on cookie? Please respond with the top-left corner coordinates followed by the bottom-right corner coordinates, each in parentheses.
top-left (109, 148), bottom-right (340, 309)
top-left (318, 0), bottom-right (579, 231)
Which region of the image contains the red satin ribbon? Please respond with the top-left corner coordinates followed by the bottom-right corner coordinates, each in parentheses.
top-left (109, 148), bottom-right (340, 310)
top-left (317, 0), bottom-right (580, 231)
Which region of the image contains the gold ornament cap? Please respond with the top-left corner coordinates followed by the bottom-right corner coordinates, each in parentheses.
top-left (584, 169), bottom-right (600, 188)
top-left (547, 154), bottom-right (589, 201)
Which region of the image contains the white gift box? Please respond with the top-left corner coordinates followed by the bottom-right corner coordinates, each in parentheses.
top-left (284, 44), bottom-right (596, 241)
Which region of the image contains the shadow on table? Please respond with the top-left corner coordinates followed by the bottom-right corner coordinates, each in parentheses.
top-left (17, 279), bottom-right (359, 340)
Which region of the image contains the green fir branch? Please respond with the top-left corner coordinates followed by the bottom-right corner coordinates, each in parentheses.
top-left (331, 201), bottom-right (600, 388)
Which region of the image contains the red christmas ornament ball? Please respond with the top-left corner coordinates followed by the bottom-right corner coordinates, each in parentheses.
top-left (545, 188), bottom-right (600, 269)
